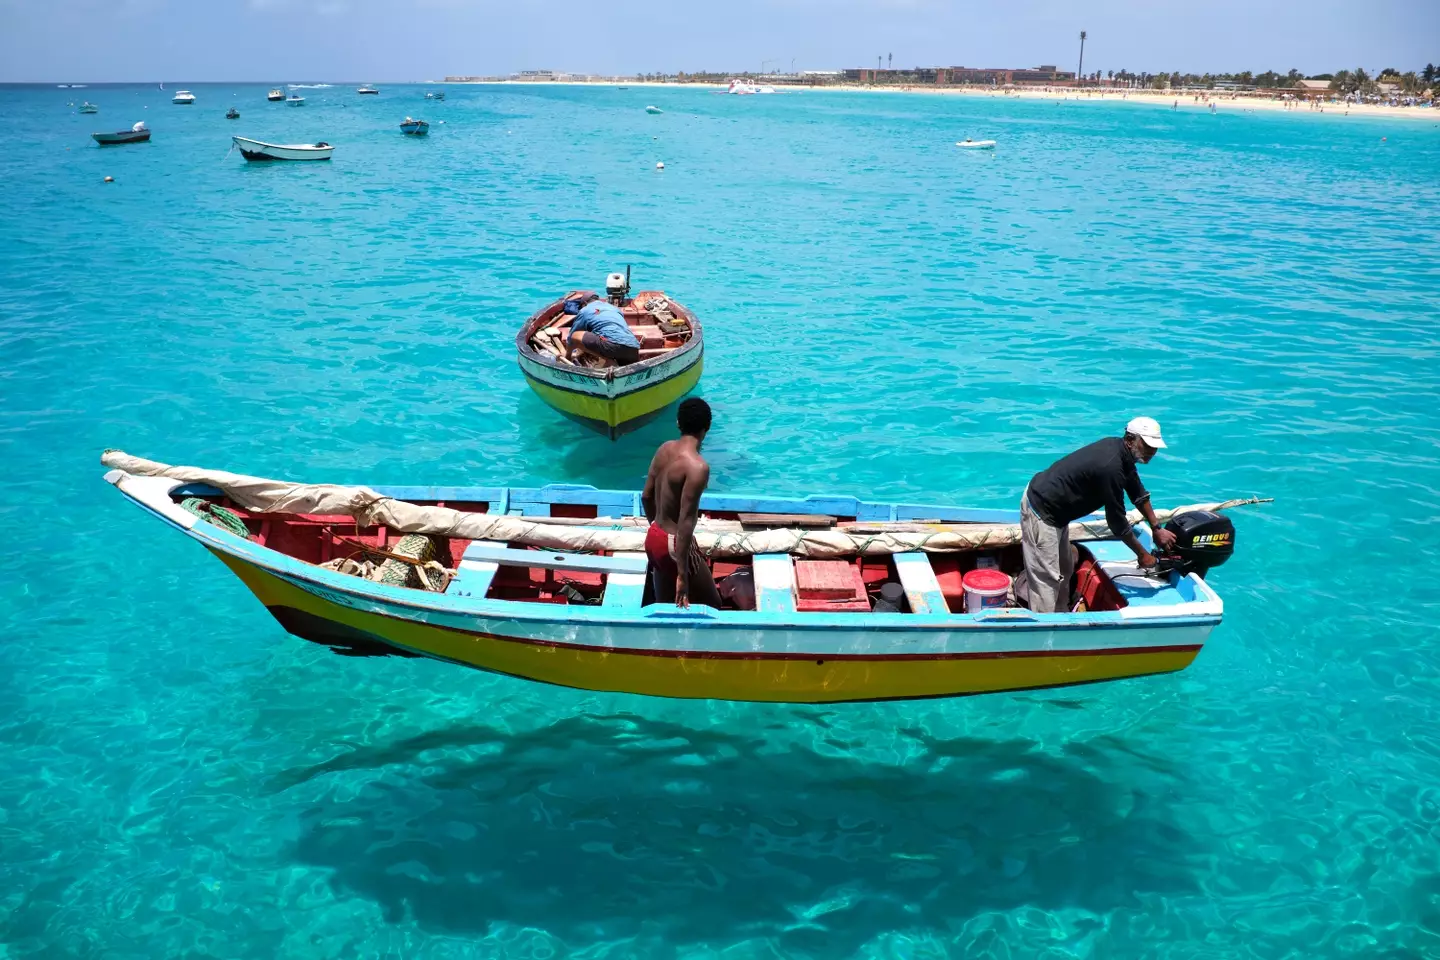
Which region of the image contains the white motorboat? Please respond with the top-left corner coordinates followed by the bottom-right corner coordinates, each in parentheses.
top-left (956, 139), bottom-right (997, 149)
top-left (172, 90), bottom-right (196, 105)
top-left (757, 85), bottom-right (777, 94)
top-left (286, 95), bottom-right (305, 106)
top-left (726, 79), bottom-right (757, 95)
top-left (357, 85), bottom-right (379, 94)
top-left (645, 105), bottom-right (663, 114)
top-left (232, 136), bottom-right (333, 161)
top-left (267, 89), bottom-right (285, 101)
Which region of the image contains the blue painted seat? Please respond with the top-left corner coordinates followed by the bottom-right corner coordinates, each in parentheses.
top-left (752, 555), bottom-right (797, 613)
top-left (449, 540), bottom-right (504, 599)
top-left (461, 542), bottom-right (647, 575)
top-left (602, 551), bottom-right (647, 609)
top-left (893, 553), bottom-right (946, 614)
top-left (1083, 539), bottom-right (1135, 563)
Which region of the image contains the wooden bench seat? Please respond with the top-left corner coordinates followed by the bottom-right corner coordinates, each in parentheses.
top-left (449, 540), bottom-right (504, 599)
top-left (602, 551), bottom-right (648, 609)
top-left (893, 552), bottom-right (948, 614)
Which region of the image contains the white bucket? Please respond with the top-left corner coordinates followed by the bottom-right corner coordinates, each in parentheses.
top-left (963, 568), bottom-right (1011, 613)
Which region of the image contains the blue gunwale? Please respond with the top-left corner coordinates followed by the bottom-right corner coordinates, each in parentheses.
top-left (145, 477), bottom-right (1220, 637)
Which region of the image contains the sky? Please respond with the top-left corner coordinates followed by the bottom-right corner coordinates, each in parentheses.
top-left (1, 0), bottom-right (1436, 83)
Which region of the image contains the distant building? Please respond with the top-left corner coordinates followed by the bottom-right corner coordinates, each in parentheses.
top-left (1295, 79), bottom-right (1332, 93)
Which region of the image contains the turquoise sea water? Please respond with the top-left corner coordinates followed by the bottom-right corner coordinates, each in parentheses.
top-left (3, 81), bottom-right (1440, 958)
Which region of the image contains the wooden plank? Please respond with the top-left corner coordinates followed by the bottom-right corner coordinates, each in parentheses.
top-left (462, 543), bottom-right (648, 575)
top-left (752, 554), bottom-right (797, 613)
top-left (893, 553), bottom-right (947, 615)
top-left (602, 551), bottom-right (647, 609)
top-left (449, 540), bottom-right (504, 599)
top-left (738, 513), bottom-right (836, 529)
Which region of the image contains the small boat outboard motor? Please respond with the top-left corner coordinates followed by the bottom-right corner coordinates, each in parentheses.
top-left (605, 265), bottom-right (631, 304)
top-left (1157, 510), bottom-right (1235, 578)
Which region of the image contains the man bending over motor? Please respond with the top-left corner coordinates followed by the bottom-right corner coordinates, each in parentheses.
top-left (1020, 416), bottom-right (1180, 613)
top-left (642, 397), bottom-right (722, 609)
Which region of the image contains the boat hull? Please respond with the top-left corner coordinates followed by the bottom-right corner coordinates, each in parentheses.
top-left (233, 137), bottom-right (333, 161)
top-left (520, 353), bottom-right (703, 438)
top-left (217, 549), bottom-right (1208, 703)
top-left (400, 122), bottom-right (429, 135)
top-left (92, 131), bottom-right (150, 145)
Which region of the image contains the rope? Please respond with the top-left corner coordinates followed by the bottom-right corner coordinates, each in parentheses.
top-left (180, 498), bottom-right (250, 538)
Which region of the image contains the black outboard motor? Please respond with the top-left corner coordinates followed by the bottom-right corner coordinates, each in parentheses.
top-left (1157, 510), bottom-right (1235, 578)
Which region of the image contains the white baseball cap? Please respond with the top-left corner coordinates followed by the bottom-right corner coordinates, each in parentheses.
top-left (1125, 416), bottom-right (1167, 449)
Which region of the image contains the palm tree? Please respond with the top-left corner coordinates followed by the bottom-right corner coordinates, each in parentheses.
top-left (1077, 31), bottom-right (1087, 84)
top-left (1423, 64), bottom-right (1436, 86)
top-left (1329, 69), bottom-right (1350, 93)
top-left (1401, 71), bottom-right (1419, 93)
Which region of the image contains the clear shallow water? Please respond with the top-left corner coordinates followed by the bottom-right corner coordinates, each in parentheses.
top-left (2, 82), bottom-right (1440, 958)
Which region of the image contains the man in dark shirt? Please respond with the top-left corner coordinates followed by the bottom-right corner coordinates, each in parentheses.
top-left (1020, 417), bottom-right (1180, 613)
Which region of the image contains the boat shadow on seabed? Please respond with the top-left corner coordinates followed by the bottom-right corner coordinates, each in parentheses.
top-left (283, 712), bottom-right (1201, 950)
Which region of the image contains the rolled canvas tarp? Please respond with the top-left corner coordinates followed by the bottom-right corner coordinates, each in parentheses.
top-left (102, 450), bottom-right (1268, 559)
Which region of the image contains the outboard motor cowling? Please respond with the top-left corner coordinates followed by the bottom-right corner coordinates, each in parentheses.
top-left (1160, 510), bottom-right (1235, 578)
top-left (605, 269), bottom-right (630, 303)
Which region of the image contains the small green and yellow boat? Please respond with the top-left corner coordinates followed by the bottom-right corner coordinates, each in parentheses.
top-left (516, 272), bottom-right (703, 439)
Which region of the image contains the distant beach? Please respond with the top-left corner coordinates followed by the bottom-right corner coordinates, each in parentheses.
top-left (473, 78), bottom-right (1440, 122)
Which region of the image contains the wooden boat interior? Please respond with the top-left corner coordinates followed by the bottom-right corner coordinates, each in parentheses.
top-left (526, 291), bottom-right (695, 369)
top-left (164, 481), bottom-right (1199, 618)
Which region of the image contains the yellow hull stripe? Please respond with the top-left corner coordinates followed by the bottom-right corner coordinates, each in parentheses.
top-left (525, 358), bottom-right (703, 429)
top-left (218, 553), bottom-right (1199, 703)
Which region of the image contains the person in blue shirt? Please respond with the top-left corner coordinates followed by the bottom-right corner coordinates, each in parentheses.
top-left (568, 301), bottom-right (641, 367)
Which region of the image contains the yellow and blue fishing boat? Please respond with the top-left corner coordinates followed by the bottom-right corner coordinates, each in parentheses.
top-left (102, 451), bottom-right (1254, 704)
top-left (516, 271), bottom-right (703, 439)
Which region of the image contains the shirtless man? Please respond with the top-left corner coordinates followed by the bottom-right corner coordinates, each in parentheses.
top-left (641, 397), bottom-right (722, 608)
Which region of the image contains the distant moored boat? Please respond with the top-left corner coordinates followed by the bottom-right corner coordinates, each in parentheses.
top-left (78, 101), bottom-right (98, 114)
top-left (93, 122), bottom-right (151, 145)
top-left (286, 95), bottom-right (305, 106)
top-left (226, 107), bottom-right (240, 119)
top-left (267, 88), bottom-right (285, 101)
top-left (232, 136), bottom-right (334, 161)
top-left (172, 90), bottom-right (195, 104)
top-left (357, 85), bottom-right (379, 94)
top-left (399, 117), bottom-right (429, 135)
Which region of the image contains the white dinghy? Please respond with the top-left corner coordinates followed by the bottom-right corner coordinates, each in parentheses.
top-left (232, 136), bottom-right (334, 161)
